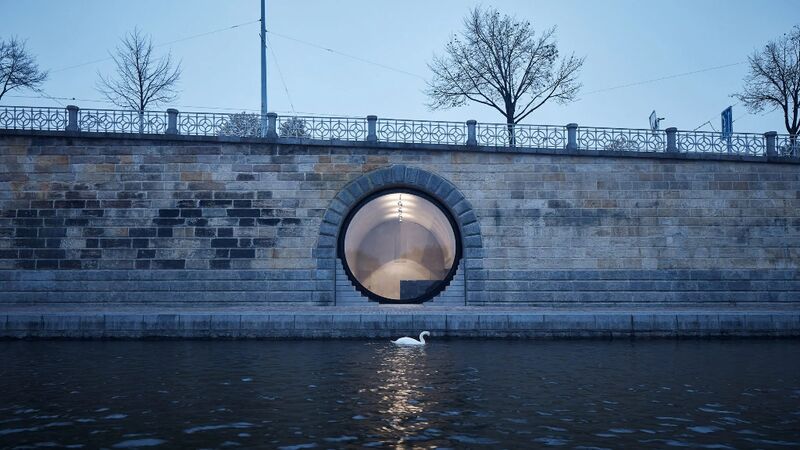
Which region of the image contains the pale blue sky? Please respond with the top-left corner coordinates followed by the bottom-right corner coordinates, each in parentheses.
top-left (1, 0), bottom-right (797, 133)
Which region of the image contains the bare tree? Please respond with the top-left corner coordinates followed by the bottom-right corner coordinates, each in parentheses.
top-left (279, 116), bottom-right (307, 138)
top-left (219, 112), bottom-right (261, 137)
top-left (735, 26), bottom-right (800, 150)
top-left (97, 29), bottom-right (181, 112)
top-left (217, 114), bottom-right (309, 138)
top-left (427, 6), bottom-right (584, 145)
top-left (605, 136), bottom-right (640, 152)
top-left (0, 37), bottom-right (48, 100)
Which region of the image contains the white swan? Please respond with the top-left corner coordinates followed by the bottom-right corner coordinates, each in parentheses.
top-left (392, 331), bottom-right (430, 346)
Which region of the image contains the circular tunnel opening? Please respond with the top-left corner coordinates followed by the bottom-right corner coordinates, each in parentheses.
top-left (338, 188), bottom-right (462, 304)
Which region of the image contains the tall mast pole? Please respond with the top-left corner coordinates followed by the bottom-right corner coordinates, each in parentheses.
top-left (260, 0), bottom-right (268, 133)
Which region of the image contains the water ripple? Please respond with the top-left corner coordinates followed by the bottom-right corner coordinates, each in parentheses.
top-left (112, 438), bottom-right (167, 448)
top-left (183, 422), bottom-right (253, 434)
top-left (0, 340), bottom-right (797, 449)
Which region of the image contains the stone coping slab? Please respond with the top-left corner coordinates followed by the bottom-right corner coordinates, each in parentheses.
top-left (1, 304), bottom-right (799, 313)
top-left (1, 308), bottom-right (798, 339)
top-left (4, 129), bottom-right (799, 165)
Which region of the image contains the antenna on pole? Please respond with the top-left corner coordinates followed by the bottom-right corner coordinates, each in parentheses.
top-left (649, 110), bottom-right (664, 132)
top-left (260, 0), bottom-right (268, 134)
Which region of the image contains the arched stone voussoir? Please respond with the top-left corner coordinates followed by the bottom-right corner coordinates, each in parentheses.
top-left (327, 197), bottom-right (348, 215)
top-left (434, 179), bottom-right (456, 200)
top-left (366, 168), bottom-right (388, 187)
top-left (391, 165), bottom-right (406, 183)
top-left (334, 188), bottom-right (356, 211)
top-left (321, 208), bottom-right (342, 226)
top-left (403, 166), bottom-right (421, 186)
top-left (459, 210), bottom-right (478, 227)
top-left (463, 246), bottom-right (485, 259)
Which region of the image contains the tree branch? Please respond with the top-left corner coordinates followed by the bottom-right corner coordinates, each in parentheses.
top-left (96, 28), bottom-right (181, 111)
top-left (425, 6), bottom-right (583, 125)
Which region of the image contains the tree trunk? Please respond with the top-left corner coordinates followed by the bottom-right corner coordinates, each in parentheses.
top-left (505, 104), bottom-right (516, 147)
top-left (506, 119), bottom-right (516, 147)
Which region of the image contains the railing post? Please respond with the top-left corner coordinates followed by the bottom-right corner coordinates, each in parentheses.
top-left (665, 127), bottom-right (678, 153)
top-left (166, 108), bottom-right (179, 135)
top-left (367, 115), bottom-right (378, 143)
top-left (466, 120), bottom-right (477, 146)
top-left (66, 105), bottom-right (79, 132)
top-left (566, 123), bottom-right (578, 150)
top-left (266, 112), bottom-right (278, 139)
top-left (764, 131), bottom-right (777, 157)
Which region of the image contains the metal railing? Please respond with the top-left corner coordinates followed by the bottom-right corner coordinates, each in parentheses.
top-left (175, 112), bottom-right (369, 140)
top-left (0, 104), bottom-right (797, 160)
top-left (378, 118), bottom-right (466, 145)
top-left (477, 123), bottom-right (566, 148)
top-left (0, 105), bottom-right (66, 131)
top-left (280, 115), bottom-right (367, 140)
top-left (776, 134), bottom-right (799, 157)
top-left (577, 126), bottom-right (666, 153)
top-left (78, 108), bottom-right (167, 134)
top-left (676, 130), bottom-right (765, 156)
top-left (179, 111), bottom-right (246, 137)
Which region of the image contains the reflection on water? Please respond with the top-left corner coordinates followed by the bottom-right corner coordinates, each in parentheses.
top-left (1, 340), bottom-right (799, 448)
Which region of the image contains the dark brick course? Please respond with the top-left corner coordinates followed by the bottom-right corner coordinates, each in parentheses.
top-left (151, 259), bottom-right (185, 269)
top-left (211, 239), bottom-right (238, 248)
top-left (230, 249), bottom-right (255, 258)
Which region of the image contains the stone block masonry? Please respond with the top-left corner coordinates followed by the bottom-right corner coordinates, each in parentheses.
top-left (0, 131), bottom-right (799, 309)
top-left (2, 309), bottom-right (798, 339)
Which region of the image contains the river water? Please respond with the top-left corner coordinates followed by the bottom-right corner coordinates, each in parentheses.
top-left (0, 339), bottom-right (798, 449)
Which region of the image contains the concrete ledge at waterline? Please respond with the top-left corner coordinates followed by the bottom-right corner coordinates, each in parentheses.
top-left (2, 311), bottom-right (800, 339)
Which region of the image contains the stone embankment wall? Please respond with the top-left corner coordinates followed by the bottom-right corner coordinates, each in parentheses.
top-left (1, 132), bottom-right (798, 307)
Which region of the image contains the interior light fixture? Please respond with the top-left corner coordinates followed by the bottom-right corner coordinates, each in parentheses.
top-left (397, 193), bottom-right (403, 222)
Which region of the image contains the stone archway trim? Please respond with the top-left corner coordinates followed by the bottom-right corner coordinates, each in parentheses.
top-left (315, 165), bottom-right (484, 304)
top-left (317, 165), bottom-right (482, 259)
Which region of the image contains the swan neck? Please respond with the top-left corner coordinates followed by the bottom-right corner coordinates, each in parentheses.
top-left (419, 332), bottom-right (426, 344)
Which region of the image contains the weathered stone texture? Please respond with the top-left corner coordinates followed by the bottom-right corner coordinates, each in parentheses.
top-left (0, 134), bottom-right (799, 307)
top-left (2, 311), bottom-right (799, 338)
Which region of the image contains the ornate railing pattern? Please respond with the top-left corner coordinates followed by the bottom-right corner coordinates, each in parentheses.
top-left (776, 134), bottom-right (799, 157)
top-left (0, 105), bottom-right (66, 131)
top-left (477, 123), bottom-right (566, 148)
top-left (676, 130), bottom-right (765, 156)
top-left (577, 127), bottom-right (666, 152)
top-left (1, 105), bottom-right (798, 160)
top-left (280, 115), bottom-right (367, 140)
top-left (78, 109), bottom-right (167, 134)
top-left (179, 111), bottom-right (246, 137)
top-left (377, 119), bottom-right (465, 145)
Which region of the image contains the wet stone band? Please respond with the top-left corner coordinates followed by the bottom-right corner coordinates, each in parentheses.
top-left (2, 311), bottom-right (799, 338)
